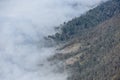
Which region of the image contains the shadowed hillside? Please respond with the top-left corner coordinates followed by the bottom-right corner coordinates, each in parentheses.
top-left (49, 0), bottom-right (120, 43)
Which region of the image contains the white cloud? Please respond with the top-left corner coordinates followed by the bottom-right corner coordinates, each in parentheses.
top-left (0, 0), bottom-right (108, 80)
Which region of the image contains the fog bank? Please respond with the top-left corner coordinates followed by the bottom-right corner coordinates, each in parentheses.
top-left (0, 0), bottom-right (107, 80)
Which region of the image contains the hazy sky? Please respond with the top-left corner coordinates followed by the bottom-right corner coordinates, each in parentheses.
top-left (0, 0), bottom-right (108, 80)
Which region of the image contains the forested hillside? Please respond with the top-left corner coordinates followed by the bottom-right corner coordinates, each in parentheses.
top-left (49, 0), bottom-right (120, 42)
top-left (49, 0), bottom-right (120, 80)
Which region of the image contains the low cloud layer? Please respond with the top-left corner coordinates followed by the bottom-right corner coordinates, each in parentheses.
top-left (0, 0), bottom-right (108, 80)
top-left (0, 0), bottom-right (107, 29)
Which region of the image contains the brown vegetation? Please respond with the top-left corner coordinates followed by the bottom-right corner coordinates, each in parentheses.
top-left (49, 0), bottom-right (120, 80)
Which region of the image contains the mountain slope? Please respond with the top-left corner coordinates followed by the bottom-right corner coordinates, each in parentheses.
top-left (50, 0), bottom-right (120, 80)
top-left (64, 14), bottom-right (120, 80)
